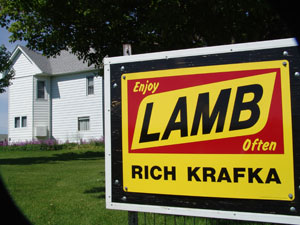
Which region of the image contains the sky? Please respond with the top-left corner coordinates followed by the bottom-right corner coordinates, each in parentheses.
top-left (0, 27), bottom-right (27, 134)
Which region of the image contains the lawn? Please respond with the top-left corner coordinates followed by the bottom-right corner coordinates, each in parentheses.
top-left (0, 147), bottom-right (127, 225)
top-left (0, 146), bottom-right (270, 225)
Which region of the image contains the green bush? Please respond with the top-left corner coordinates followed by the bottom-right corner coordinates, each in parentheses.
top-left (1, 139), bottom-right (104, 151)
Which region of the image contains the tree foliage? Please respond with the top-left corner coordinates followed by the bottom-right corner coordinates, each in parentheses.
top-left (0, 0), bottom-right (292, 66)
top-left (0, 45), bottom-right (14, 93)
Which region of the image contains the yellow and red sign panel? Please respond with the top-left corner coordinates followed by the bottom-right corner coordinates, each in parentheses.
top-left (121, 60), bottom-right (294, 200)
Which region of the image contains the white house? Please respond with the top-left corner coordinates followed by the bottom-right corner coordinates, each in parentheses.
top-left (8, 46), bottom-right (103, 143)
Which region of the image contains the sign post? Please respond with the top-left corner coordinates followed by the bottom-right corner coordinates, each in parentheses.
top-left (104, 38), bottom-right (300, 224)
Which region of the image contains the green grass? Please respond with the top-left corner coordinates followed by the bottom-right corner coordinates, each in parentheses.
top-left (0, 147), bottom-right (127, 225)
top-left (0, 147), bottom-right (271, 225)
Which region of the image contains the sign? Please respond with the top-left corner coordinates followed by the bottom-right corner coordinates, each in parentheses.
top-left (105, 38), bottom-right (300, 224)
top-left (121, 60), bottom-right (294, 201)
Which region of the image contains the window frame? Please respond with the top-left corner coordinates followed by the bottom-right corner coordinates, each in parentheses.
top-left (14, 117), bottom-right (20, 128)
top-left (87, 76), bottom-right (94, 95)
top-left (78, 116), bottom-right (90, 131)
top-left (37, 80), bottom-right (46, 99)
top-left (21, 116), bottom-right (27, 128)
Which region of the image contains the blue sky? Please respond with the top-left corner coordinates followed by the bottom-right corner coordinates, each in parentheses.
top-left (0, 27), bottom-right (27, 134)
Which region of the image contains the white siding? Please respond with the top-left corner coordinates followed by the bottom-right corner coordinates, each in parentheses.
top-left (11, 51), bottom-right (41, 78)
top-left (8, 76), bottom-right (33, 142)
top-left (8, 48), bottom-right (104, 144)
top-left (51, 73), bottom-right (103, 142)
top-left (33, 76), bottom-right (50, 138)
top-left (8, 50), bottom-right (42, 143)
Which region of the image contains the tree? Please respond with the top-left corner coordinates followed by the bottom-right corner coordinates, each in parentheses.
top-left (0, 0), bottom-right (293, 66)
top-left (0, 45), bottom-right (14, 93)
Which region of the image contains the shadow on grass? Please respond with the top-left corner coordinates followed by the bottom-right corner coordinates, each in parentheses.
top-left (0, 151), bottom-right (104, 165)
top-left (84, 186), bottom-right (105, 199)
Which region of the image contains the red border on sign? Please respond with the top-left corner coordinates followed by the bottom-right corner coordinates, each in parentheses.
top-left (126, 68), bottom-right (283, 154)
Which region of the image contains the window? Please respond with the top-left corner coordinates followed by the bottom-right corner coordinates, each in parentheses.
top-left (87, 76), bottom-right (94, 95)
top-left (21, 116), bottom-right (27, 127)
top-left (78, 117), bottom-right (90, 131)
top-left (15, 116), bottom-right (27, 128)
top-left (15, 117), bottom-right (20, 128)
top-left (37, 80), bottom-right (45, 99)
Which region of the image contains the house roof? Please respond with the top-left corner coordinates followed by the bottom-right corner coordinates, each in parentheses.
top-left (12, 45), bottom-right (96, 75)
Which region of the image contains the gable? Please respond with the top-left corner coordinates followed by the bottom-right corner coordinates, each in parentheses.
top-left (9, 45), bottom-right (96, 77)
top-left (12, 51), bottom-right (42, 78)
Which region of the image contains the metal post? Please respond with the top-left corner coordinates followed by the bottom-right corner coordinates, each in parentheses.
top-left (123, 43), bottom-right (136, 225)
top-left (123, 44), bottom-right (132, 56)
top-left (128, 211), bottom-right (138, 225)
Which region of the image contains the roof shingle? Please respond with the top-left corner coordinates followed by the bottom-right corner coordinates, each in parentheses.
top-left (17, 46), bottom-right (95, 75)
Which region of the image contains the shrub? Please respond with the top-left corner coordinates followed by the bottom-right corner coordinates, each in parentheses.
top-left (1, 138), bottom-right (104, 151)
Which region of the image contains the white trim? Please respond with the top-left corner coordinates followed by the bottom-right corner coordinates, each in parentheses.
top-left (52, 69), bottom-right (99, 76)
top-left (10, 74), bottom-right (34, 79)
top-left (8, 84), bottom-right (10, 141)
top-left (35, 68), bottom-right (99, 77)
top-left (48, 76), bottom-right (52, 139)
top-left (32, 75), bottom-right (34, 140)
top-left (103, 38), bottom-right (298, 65)
top-left (104, 63), bottom-right (112, 206)
top-left (104, 38), bottom-right (300, 224)
top-left (106, 202), bottom-right (300, 225)
top-left (10, 46), bottom-right (43, 74)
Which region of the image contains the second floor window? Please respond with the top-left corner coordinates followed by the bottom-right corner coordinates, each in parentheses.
top-left (87, 76), bottom-right (94, 95)
top-left (37, 80), bottom-right (45, 99)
